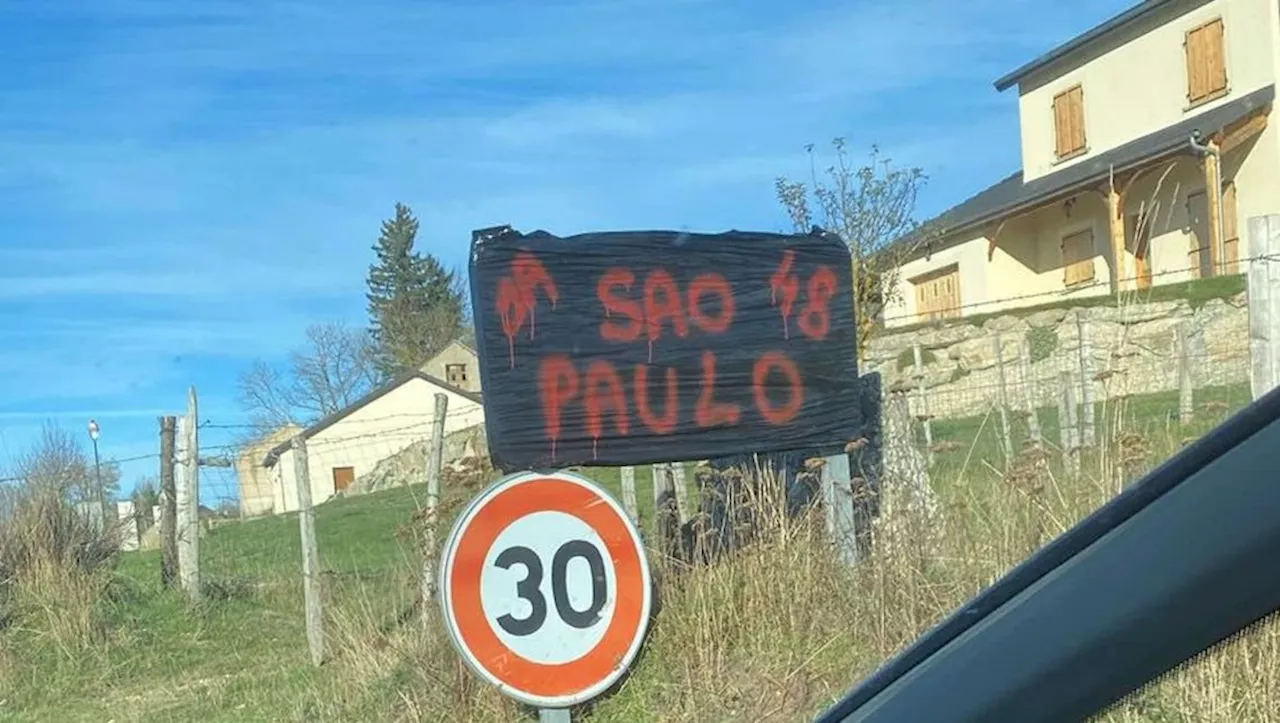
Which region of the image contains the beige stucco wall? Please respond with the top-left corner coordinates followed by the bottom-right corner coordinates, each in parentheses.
top-left (998, 193), bottom-right (1116, 308)
top-left (266, 377), bottom-right (485, 514)
top-left (1221, 113), bottom-right (1280, 260)
top-left (234, 424), bottom-right (301, 517)
top-left (887, 202), bottom-right (1115, 329)
top-left (887, 0), bottom-right (1280, 328)
top-left (889, 123), bottom-right (1280, 327)
top-left (1113, 118), bottom-right (1279, 287)
top-left (1017, 0), bottom-right (1277, 182)
top-left (1120, 156), bottom-right (1205, 286)
top-left (421, 341), bottom-right (482, 393)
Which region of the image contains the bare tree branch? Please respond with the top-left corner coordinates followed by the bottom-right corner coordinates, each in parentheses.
top-left (14, 422), bottom-right (120, 505)
top-left (777, 140), bottom-right (934, 359)
top-left (237, 322), bottom-right (379, 429)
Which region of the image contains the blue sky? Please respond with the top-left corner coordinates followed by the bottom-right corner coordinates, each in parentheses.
top-left (0, 0), bottom-right (1134, 505)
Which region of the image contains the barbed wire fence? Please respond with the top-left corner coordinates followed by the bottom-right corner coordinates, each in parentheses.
top-left (881, 304), bottom-right (1254, 499)
top-left (99, 246), bottom-right (1276, 669)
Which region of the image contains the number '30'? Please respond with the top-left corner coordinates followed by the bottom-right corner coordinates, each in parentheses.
top-left (494, 540), bottom-right (608, 636)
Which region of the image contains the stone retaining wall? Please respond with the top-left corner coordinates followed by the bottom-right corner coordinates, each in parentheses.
top-left (862, 294), bottom-right (1251, 420)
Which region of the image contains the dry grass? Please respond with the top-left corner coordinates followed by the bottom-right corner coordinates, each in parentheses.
top-left (2, 389), bottom-right (1277, 721)
top-left (0, 489), bottom-right (119, 657)
top-left (269, 396), bottom-right (1280, 722)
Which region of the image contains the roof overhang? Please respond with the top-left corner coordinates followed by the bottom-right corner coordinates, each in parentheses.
top-left (993, 0), bottom-right (1204, 92)
top-left (898, 84), bottom-right (1274, 263)
top-left (260, 370), bottom-right (483, 468)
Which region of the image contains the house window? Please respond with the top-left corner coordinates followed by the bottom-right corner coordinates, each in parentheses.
top-left (1053, 84), bottom-right (1087, 160)
top-left (445, 363), bottom-right (468, 386)
top-left (1061, 229), bottom-right (1096, 287)
top-left (1222, 181), bottom-right (1239, 275)
top-left (1186, 18), bottom-right (1227, 106)
top-left (912, 264), bottom-right (961, 322)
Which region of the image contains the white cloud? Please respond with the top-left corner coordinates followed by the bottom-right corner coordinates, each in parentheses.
top-left (0, 0), bottom-right (1143, 473)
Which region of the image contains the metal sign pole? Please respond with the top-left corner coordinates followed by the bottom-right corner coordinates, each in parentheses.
top-left (538, 708), bottom-right (571, 722)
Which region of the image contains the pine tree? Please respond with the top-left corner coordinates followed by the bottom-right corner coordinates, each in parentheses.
top-left (366, 203), bottom-right (465, 380)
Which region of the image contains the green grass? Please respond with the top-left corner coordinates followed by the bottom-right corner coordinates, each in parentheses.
top-left (0, 386), bottom-right (1257, 722)
top-left (0, 463), bottom-right (700, 722)
top-left (924, 382), bottom-right (1252, 498)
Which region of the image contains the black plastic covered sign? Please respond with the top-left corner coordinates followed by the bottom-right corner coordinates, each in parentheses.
top-left (468, 226), bottom-right (860, 472)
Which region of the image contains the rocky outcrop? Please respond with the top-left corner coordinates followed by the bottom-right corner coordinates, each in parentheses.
top-left (344, 424), bottom-right (490, 497)
top-left (865, 293), bottom-right (1250, 420)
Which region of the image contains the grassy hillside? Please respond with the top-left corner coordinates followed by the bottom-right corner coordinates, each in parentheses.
top-left (2, 382), bottom-right (1277, 722)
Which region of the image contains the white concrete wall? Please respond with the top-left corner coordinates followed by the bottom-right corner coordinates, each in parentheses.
top-left (235, 424), bottom-right (301, 517)
top-left (117, 501), bottom-right (139, 552)
top-left (267, 377), bottom-right (485, 514)
top-left (421, 341), bottom-right (483, 393)
top-left (1017, 0), bottom-right (1277, 182)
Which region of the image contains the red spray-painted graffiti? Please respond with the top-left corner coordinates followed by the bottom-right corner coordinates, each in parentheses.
top-left (470, 228), bottom-right (860, 471)
top-left (495, 251), bottom-right (560, 368)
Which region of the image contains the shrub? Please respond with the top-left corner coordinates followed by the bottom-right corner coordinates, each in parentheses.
top-left (896, 347), bottom-right (937, 372)
top-left (0, 486), bottom-right (119, 650)
top-left (1026, 326), bottom-right (1059, 363)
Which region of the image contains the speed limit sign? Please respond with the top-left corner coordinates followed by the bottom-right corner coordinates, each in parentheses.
top-left (439, 469), bottom-right (654, 709)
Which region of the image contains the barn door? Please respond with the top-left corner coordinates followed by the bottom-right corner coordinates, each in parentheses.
top-left (333, 466), bottom-right (355, 493)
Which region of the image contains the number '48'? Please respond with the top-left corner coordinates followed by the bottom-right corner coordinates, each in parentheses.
top-left (494, 540), bottom-right (608, 636)
top-left (769, 249), bottom-right (837, 341)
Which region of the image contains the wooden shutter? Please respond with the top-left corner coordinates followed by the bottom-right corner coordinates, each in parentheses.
top-left (1222, 181), bottom-right (1239, 274)
top-left (1053, 85), bottom-right (1086, 159)
top-left (1186, 18), bottom-right (1228, 105)
top-left (912, 265), bottom-right (961, 322)
top-left (1062, 229), bottom-right (1096, 286)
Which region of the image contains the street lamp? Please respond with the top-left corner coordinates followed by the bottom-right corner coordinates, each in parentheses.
top-left (88, 419), bottom-right (105, 521)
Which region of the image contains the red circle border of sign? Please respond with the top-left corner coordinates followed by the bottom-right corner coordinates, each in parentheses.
top-left (439, 470), bottom-right (653, 708)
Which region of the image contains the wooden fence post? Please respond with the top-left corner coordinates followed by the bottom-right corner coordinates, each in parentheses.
top-left (912, 344), bottom-right (935, 465)
top-left (184, 387), bottom-right (200, 601)
top-left (175, 404), bottom-right (200, 604)
top-left (159, 415), bottom-right (178, 588)
top-left (993, 333), bottom-right (1014, 465)
top-left (1178, 321), bottom-right (1195, 425)
top-left (422, 393), bottom-right (448, 629)
top-left (1077, 309), bottom-right (1096, 447)
top-left (670, 463), bottom-right (690, 525)
top-left (619, 466), bottom-right (639, 523)
top-left (292, 435), bottom-right (325, 666)
top-left (821, 450), bottom-right (859, 567)
top-left (1060, 370), bottom-right (1080, 477)
top-left (1019, 340), bottom-right (1043, 447)
top-left (1246, 215), bottom-right (1280, 400)
top-left (651, 463), bottom-right (680, 559)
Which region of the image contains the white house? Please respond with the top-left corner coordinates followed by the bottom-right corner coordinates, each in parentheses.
top-left (420, 338), bottom-right (482, 394)
top-left (261, 369), bottom-right (485, 513)
top-left (886, 0), bottom-right (1277, 326)
top-left (235, 423), bottom-right (303, 518)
